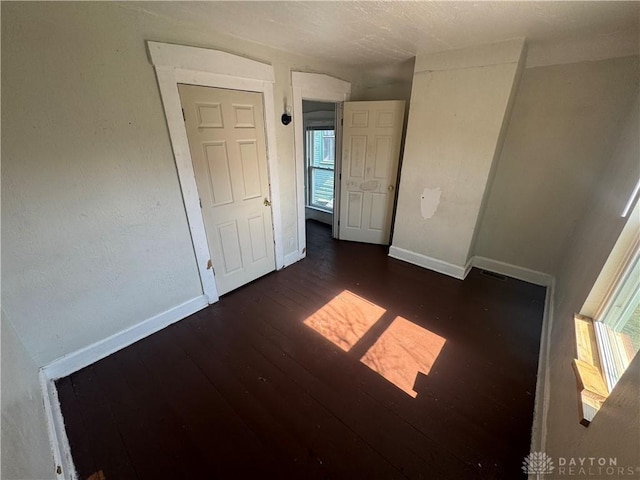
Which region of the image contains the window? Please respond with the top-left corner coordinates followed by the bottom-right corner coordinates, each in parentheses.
top-left (573, 200), bottom-right (640, 425)
top-left (593, 242), bottom-right (640, 392)
top-left (306, 128), bottom-right (335, 211)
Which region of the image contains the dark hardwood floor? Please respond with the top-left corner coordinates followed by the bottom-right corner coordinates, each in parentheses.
top-left (57, 220), bottom-right (546, 479)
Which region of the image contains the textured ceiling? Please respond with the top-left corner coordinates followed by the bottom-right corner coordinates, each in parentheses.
top-left (126, 1), bottom-right (639, 69)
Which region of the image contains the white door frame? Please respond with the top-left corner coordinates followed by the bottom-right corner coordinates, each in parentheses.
top-left (292, 72), bottom-right (351, 259)
top-left (148, 41), bottom-right (283, 304)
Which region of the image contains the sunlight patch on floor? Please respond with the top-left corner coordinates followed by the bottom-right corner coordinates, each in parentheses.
top-left (303, 290), bottom-right (446, 398)
top-left (303, 290), bottom-right (386, 351)
top-left (361, 316), bottom-right (446, 398)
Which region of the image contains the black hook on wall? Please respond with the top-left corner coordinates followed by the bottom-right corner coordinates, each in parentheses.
top-left (281, 99), bottom-right (292, 125)
top-left (281, 112), bottom-right (292, 125)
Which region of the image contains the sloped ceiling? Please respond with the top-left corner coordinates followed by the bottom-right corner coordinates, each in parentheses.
top-left (122, 1), bottom-right (639, 69)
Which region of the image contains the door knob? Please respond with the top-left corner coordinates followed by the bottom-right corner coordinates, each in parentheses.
top-left (388, 185), bottom-right (395, 191)
top-left (264, 198), bottom-right (272, 207)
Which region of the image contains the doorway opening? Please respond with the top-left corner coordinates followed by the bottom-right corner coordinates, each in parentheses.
top-left (303, 100), bottom-right (338, 244)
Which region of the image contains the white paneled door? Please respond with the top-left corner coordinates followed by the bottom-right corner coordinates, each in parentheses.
top-left (179, 85), bottom-right (275, 295)
top-left (339, 101), bottom-right (405, 244)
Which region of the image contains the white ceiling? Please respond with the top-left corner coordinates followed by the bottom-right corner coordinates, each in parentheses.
top-left (128, 1), bottom-right (639, 71)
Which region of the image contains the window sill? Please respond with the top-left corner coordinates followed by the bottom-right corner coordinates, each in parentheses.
top-left (573, 314), bottom-right (609, 426)
top-left (306, 205), bottom-right (333, 214)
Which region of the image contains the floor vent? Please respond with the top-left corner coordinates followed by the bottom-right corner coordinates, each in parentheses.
top-left (481, 270), bottom-right (507, 281)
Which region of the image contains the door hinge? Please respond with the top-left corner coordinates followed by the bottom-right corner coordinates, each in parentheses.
top-left (341, 118), bottom-right (343, 126)
top-left (199, 198), bottom-right (202, 208)
top-left (182, 108), bottom-right (186, 121)
top-left (339, 173), bottom-right (342, 180)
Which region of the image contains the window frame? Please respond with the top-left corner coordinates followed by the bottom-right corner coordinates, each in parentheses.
top-left (305, 124), bottom-right (336, 213)
top-left (573, 200), bottom-right (640, 425)
top-left (593, 237), bottom-right (639, 392)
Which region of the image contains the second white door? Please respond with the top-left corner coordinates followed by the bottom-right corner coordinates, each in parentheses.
top-left (179, 84), bottom-right (275, 295)
top-left (339, 100), bottom-right (405, 244)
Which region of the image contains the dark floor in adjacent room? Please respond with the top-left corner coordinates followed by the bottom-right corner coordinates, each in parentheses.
top-left (56, 220), bottom-right (546, 479)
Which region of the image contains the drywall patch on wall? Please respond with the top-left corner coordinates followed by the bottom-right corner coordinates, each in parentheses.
top-left (420, 187), bottom-right (441, 219)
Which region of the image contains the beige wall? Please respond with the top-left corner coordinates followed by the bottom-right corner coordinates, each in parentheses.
top-left (392, 40), bottom-right (524, 268)
top-left (4, 2), bottom-right (638, 475)
top-left (356, 81), bottom-right (413, 105)
top-left (476, 56), bottom-right (640, 275)
top-left (357, 57), bottom-right (415, 104)
top-left (544, 96), bottom-right (639, 475)
top-left (1, 311), bottom-right (54, 480)
top-left (1, 2), bottom-right (363, 366)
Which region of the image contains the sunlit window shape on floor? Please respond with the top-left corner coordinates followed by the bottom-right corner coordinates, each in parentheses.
top-left (360, 316), bottom-right (446, 398)
top-left (303, 290), bottom-right (386, 351)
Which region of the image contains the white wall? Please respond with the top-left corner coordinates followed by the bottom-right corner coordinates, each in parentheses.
top-left (543, 96), bottom-right (639, 468)
top-left (392, 40), bottom-right (525, 271)
top-left (1, 2), bottom-right (363, 366)
top-left (1, 311), bottom-right (54, 480)
top-left (476, 56), bottom-right (640, 275)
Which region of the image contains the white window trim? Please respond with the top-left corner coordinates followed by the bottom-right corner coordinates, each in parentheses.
top-left (292, 72), bottom-right (351, 258)
top-left (597, 237), bottom-right (640, 326)
top-left (594, 234), bottom-right (640, 392)
top-left (591, 202), bottom-right (640, 322)
top-left (148, 41), bottom-right (284, 303)
top-left (574, 201), bottom-right (640, 424)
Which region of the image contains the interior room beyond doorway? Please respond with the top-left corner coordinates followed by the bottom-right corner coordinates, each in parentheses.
top-left (303, 100), bottom-right (337, 229)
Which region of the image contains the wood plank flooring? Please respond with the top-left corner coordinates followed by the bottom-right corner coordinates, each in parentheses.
top-left (57, 220), bottom-right (546, 479)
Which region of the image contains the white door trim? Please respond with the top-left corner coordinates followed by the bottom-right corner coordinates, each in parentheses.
top-left (148, 41), bottom-right (284, 303)
top-left (292, 72), bottom-right (351, 261)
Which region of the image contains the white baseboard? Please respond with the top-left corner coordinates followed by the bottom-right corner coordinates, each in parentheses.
top-left (39, 295), bottom-right (210, 479)
top-left (42, 295), bottom-right (208, 380)
top-left (463, 257), bottom-right (474, 278)
top-left (305, 207), bottom-right (332, 225)
top-left (472, 256), bottom-right (553, 287)
top-left (529, 278), bottom-right (555, 455)
top-left (39, 370), bottom-right (77, 480)
top-left (388, 246), bottom-right (470, 280)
